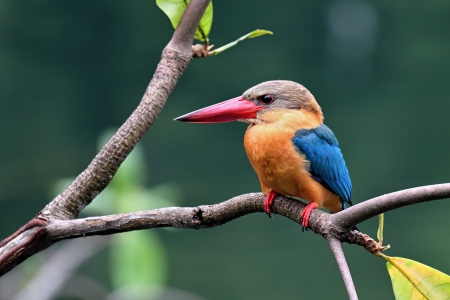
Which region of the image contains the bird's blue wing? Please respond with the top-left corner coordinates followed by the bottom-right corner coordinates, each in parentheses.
top-left (292, 124), bottom-right (352, 209)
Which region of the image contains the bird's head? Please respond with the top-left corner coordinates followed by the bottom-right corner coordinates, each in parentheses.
top-left (174, 80), bottom-right (322, 124)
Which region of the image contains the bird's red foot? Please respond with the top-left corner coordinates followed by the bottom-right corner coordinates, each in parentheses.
top-left (264, 190), bottom-right (278, 218)
top-left (300, 202), bottom-right (319, 231)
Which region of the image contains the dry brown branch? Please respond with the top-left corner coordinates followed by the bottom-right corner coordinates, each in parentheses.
top-left (0, 0), bottom-right (212, 276)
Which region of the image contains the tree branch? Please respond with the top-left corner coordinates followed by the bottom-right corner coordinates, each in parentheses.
top-left (328, 237), bottom-right (358, 300)
top-left (1, 1), bottom-right (449, 296)
top-left (40, 48), bottom-right (191, 220)
top-left (331, 183), bottom-right (450, 229)
top-left (3, 192), bottom-right (385, 252)
top-left (3, 183), bottom-right (449, 276)
top-left (46, 193), bottom-right (266, 240)
top-left (40, 0), bottom-right (211, 221)
top-left (0, 0), bottom-right (211, 276)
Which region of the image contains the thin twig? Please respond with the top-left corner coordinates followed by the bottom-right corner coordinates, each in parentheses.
top-left (168, 0), bottom-right (211, 53)
top-left (327, 237), bottom-right (358, 300)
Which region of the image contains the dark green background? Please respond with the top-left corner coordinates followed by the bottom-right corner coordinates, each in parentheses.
top-left (1, 0), bottom-right (450, 299)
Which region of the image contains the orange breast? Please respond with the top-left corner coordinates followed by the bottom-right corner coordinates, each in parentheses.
top-left (243, 109), bottom-right (341, 211)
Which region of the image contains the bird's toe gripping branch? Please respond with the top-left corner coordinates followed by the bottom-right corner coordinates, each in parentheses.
top-left (300, 202), bottom-right (319, 230)
top-left (264, 190), bottom-right (278, 218)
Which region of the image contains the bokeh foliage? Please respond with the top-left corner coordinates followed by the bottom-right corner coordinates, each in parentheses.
top-left (1, 0), bottom-right (450, 299)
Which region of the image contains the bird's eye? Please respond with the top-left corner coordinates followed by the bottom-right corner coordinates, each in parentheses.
top-left (258, 94), bottom-right (274, 104)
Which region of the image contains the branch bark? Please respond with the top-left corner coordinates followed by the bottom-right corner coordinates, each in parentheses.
top-left (331, 183), bottom-right (450, 229)
top-left (1, 178), bottom-right (449, 293)
top-left (0, 0), bottom-right (211, 276)
top-left (40, 48), bottom-right (190, 220)
top-left (40, 0), bottom-right (211, 221)
top-left (3, 184), bottom-right (446, 251)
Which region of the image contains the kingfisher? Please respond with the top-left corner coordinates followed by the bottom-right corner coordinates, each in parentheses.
top-left (175, 80), bottom-right (352, 229)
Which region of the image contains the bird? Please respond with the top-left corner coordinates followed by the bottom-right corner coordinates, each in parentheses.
top-left (174, 80), bottom-right (352, 230)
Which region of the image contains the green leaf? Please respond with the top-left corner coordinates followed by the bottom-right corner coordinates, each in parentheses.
top-left (156, 0), bottom-right (213, 42)
top-left (385, 256), bottom-right (450, 299)
top-left (210, 29), bottom-right (273, 55)
top-left (110, 230), bottom-right (168, 298)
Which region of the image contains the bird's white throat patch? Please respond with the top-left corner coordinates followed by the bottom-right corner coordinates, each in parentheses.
top-left (239, 118), bottom-right (263, 125)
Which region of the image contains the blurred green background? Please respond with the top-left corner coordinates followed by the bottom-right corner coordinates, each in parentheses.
top-left (1, 0), bottom-right (450, 299)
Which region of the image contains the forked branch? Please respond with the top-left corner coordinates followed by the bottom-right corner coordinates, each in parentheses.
top-left (1, 2), bottom-right (449, 299)
top-left (40, 0), bottom-right (212, 221)
top-left (0, 0), bottom-right (212, 277)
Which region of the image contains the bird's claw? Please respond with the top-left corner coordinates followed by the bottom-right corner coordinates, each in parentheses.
top-left (300, 202), bottom-right (319, 231)
top-left (300, 217), bottom-right (309, 232)
top-left (264, 201), bottom-right (273, 218)
top-left (263, 191), bottom-right (278, 219)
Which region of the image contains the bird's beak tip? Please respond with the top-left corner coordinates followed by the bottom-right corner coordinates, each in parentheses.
top-left (174, 111), bottom-right (196, 122)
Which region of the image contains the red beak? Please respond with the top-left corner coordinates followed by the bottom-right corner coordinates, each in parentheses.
top-left (174, 97), bottom-right (264, 123)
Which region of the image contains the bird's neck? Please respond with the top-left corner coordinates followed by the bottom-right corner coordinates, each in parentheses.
top-left (253, 108), bottom-right (323, 129)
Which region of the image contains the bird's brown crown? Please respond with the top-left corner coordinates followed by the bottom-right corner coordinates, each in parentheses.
top-left (242, 80), bottom-right (323, 120)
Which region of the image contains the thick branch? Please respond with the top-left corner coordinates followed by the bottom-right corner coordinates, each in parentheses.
top-left (2, 183), bottom-right (448, 276)
top-left (0, 0), bottom-right (211, 276)
top-left (42, 183), bottom-right (450, 242)
top-left (46, 193), bottom-right (267, 240)
top-left (39, 0), bottom-right (211, 221)
top-left (38, 193), bottom-right (368, 254)
top-left (332, 183), bottom-right (450, 229)
top-left (40, 49), bottom-right (190, 220)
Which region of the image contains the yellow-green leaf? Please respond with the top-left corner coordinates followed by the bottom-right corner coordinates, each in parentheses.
top-left (156, 0), bottom-right (213, 42)
top-left (377, 213), bottom-right (385, 245)
top-left (386, 256), bottom-right (450, 300)
top-left (210, 29), bottom-right (273, 55)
